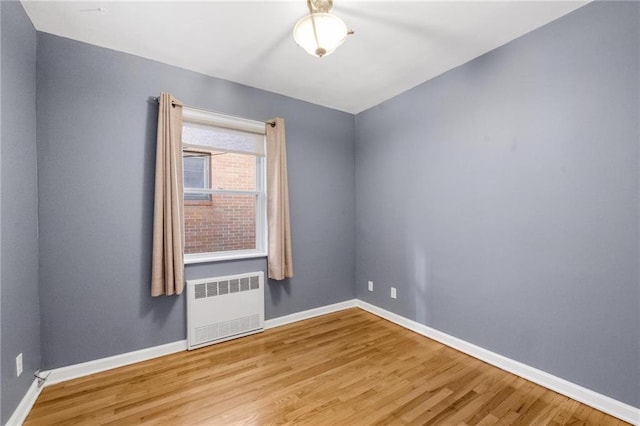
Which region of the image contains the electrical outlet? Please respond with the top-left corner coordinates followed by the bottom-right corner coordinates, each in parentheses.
top-left (16, 353), bottom-right (23, 377)
top-left (368, 281), bottom-right (373, 292)
top-left (391, 287), bottom-right (397, 299)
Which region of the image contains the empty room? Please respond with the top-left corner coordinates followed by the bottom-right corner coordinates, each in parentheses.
top-left (1, 0), bottom-right (638, 424)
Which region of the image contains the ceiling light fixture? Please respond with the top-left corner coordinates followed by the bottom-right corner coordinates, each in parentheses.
top-left (293, 0), bottom-right (353, 58)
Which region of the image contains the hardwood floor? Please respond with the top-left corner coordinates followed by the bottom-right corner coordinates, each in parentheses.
top-left (25, 308), bottom-right (627, 425)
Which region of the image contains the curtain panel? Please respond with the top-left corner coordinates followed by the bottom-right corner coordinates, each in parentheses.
top-left (151, 93), bottom-right (185, 296)
top-left (266, 118), bottom-right (294, 280)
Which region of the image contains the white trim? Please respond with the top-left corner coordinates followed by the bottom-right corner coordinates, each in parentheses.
top-left (265, 299), bottom-right (357, 329)
top-left (36, 301), bottom-right (359, 388)
top-left (256, 151), bottom-right (267, 255)
top-left (43, 340), bottom-right (187, 386)
top-left (10, 299), bottom-right (638, 425)
top-left (184, 189), bottom-right (260, 196)
top-left (184, 251), bottom-right (267, 264)
top-left (6, 379), bottom-right (42, 426)
top-left (356, 300), bottom-right (640, 425)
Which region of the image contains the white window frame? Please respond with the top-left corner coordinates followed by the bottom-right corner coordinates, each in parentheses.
top-left (182, 107), bottom-right (267, 264)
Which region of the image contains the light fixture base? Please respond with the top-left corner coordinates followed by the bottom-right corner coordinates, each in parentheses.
top-left (308, 0), bottom-right (333, 13)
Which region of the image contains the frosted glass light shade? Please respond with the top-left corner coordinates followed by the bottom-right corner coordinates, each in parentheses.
top-left (293, 12), bottom-right (348, 58)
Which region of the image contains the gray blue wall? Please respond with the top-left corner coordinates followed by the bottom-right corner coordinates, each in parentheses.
top-left (36, 32), bottom-right (355, 370)
top-left (0, 1), bottom-right (41, 423)
top-left (2, 0), bottom-right (639, 420)
top-left (355, 1), bottom-right (639, 407)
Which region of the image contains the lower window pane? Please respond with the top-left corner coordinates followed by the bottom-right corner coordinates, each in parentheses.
top-left (184, 194), bottom-right (257, 254)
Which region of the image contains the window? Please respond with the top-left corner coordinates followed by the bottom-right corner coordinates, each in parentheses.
top-left (182, 108), bottom-right (267, 263)
top-left (183, 151), bottom-right (211, 201)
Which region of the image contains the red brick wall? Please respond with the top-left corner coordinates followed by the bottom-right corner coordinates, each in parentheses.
top-left (184, 152), bottom-right (257, 254)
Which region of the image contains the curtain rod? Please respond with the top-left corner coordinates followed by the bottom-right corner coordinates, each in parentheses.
top-left (153, 97), bottom-right (276, 127)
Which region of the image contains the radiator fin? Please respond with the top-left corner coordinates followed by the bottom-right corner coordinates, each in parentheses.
top-left (250, 276), bottom-right (259, 290)
top-left (195, 278), bottom-right (260, 299)
top-left (240, 277), bottom-right (250, 291)
top-left (194, 284), bottom-right (206, 299)
top-left (207, 282), bottom-right (217, 297)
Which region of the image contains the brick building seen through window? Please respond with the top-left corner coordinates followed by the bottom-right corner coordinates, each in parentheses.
top-left (183, 150), bottom-right (257, 254)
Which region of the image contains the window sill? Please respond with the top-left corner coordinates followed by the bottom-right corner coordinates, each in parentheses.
top-left (184, 250), bottom-right (267, 265)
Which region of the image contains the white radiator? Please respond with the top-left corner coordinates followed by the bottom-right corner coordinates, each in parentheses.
top-left (186, 271), bottom-right (264, 350)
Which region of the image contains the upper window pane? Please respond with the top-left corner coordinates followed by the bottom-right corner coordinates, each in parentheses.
top-left (211, 151), bottom-right (256, 192)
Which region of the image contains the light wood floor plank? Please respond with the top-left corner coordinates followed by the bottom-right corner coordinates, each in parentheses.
top-left (24, 308), bottom-right (627, 425)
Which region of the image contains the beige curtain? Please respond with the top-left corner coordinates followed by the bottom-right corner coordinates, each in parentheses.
top-left (266, 118), bottom-right (294, 280)
top-left (151, 93), bottom-right (185, 296)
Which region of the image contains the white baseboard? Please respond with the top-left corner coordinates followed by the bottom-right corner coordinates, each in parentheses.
top-left (356, 300), bottom-right (640, 425)
top-left (5, 378), bottom-right (43, 426)
top-left (35, 300), bottom-right (359, 388)
top-left (9, 298), bottom-right (637, 425)
top-left (264, 299), bottom-right (357, 329)
top-left (43, 340), bottom-right (188, 386)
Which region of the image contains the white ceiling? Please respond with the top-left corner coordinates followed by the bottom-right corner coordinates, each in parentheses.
top-left (22, 1), bottom-right (588, 114)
